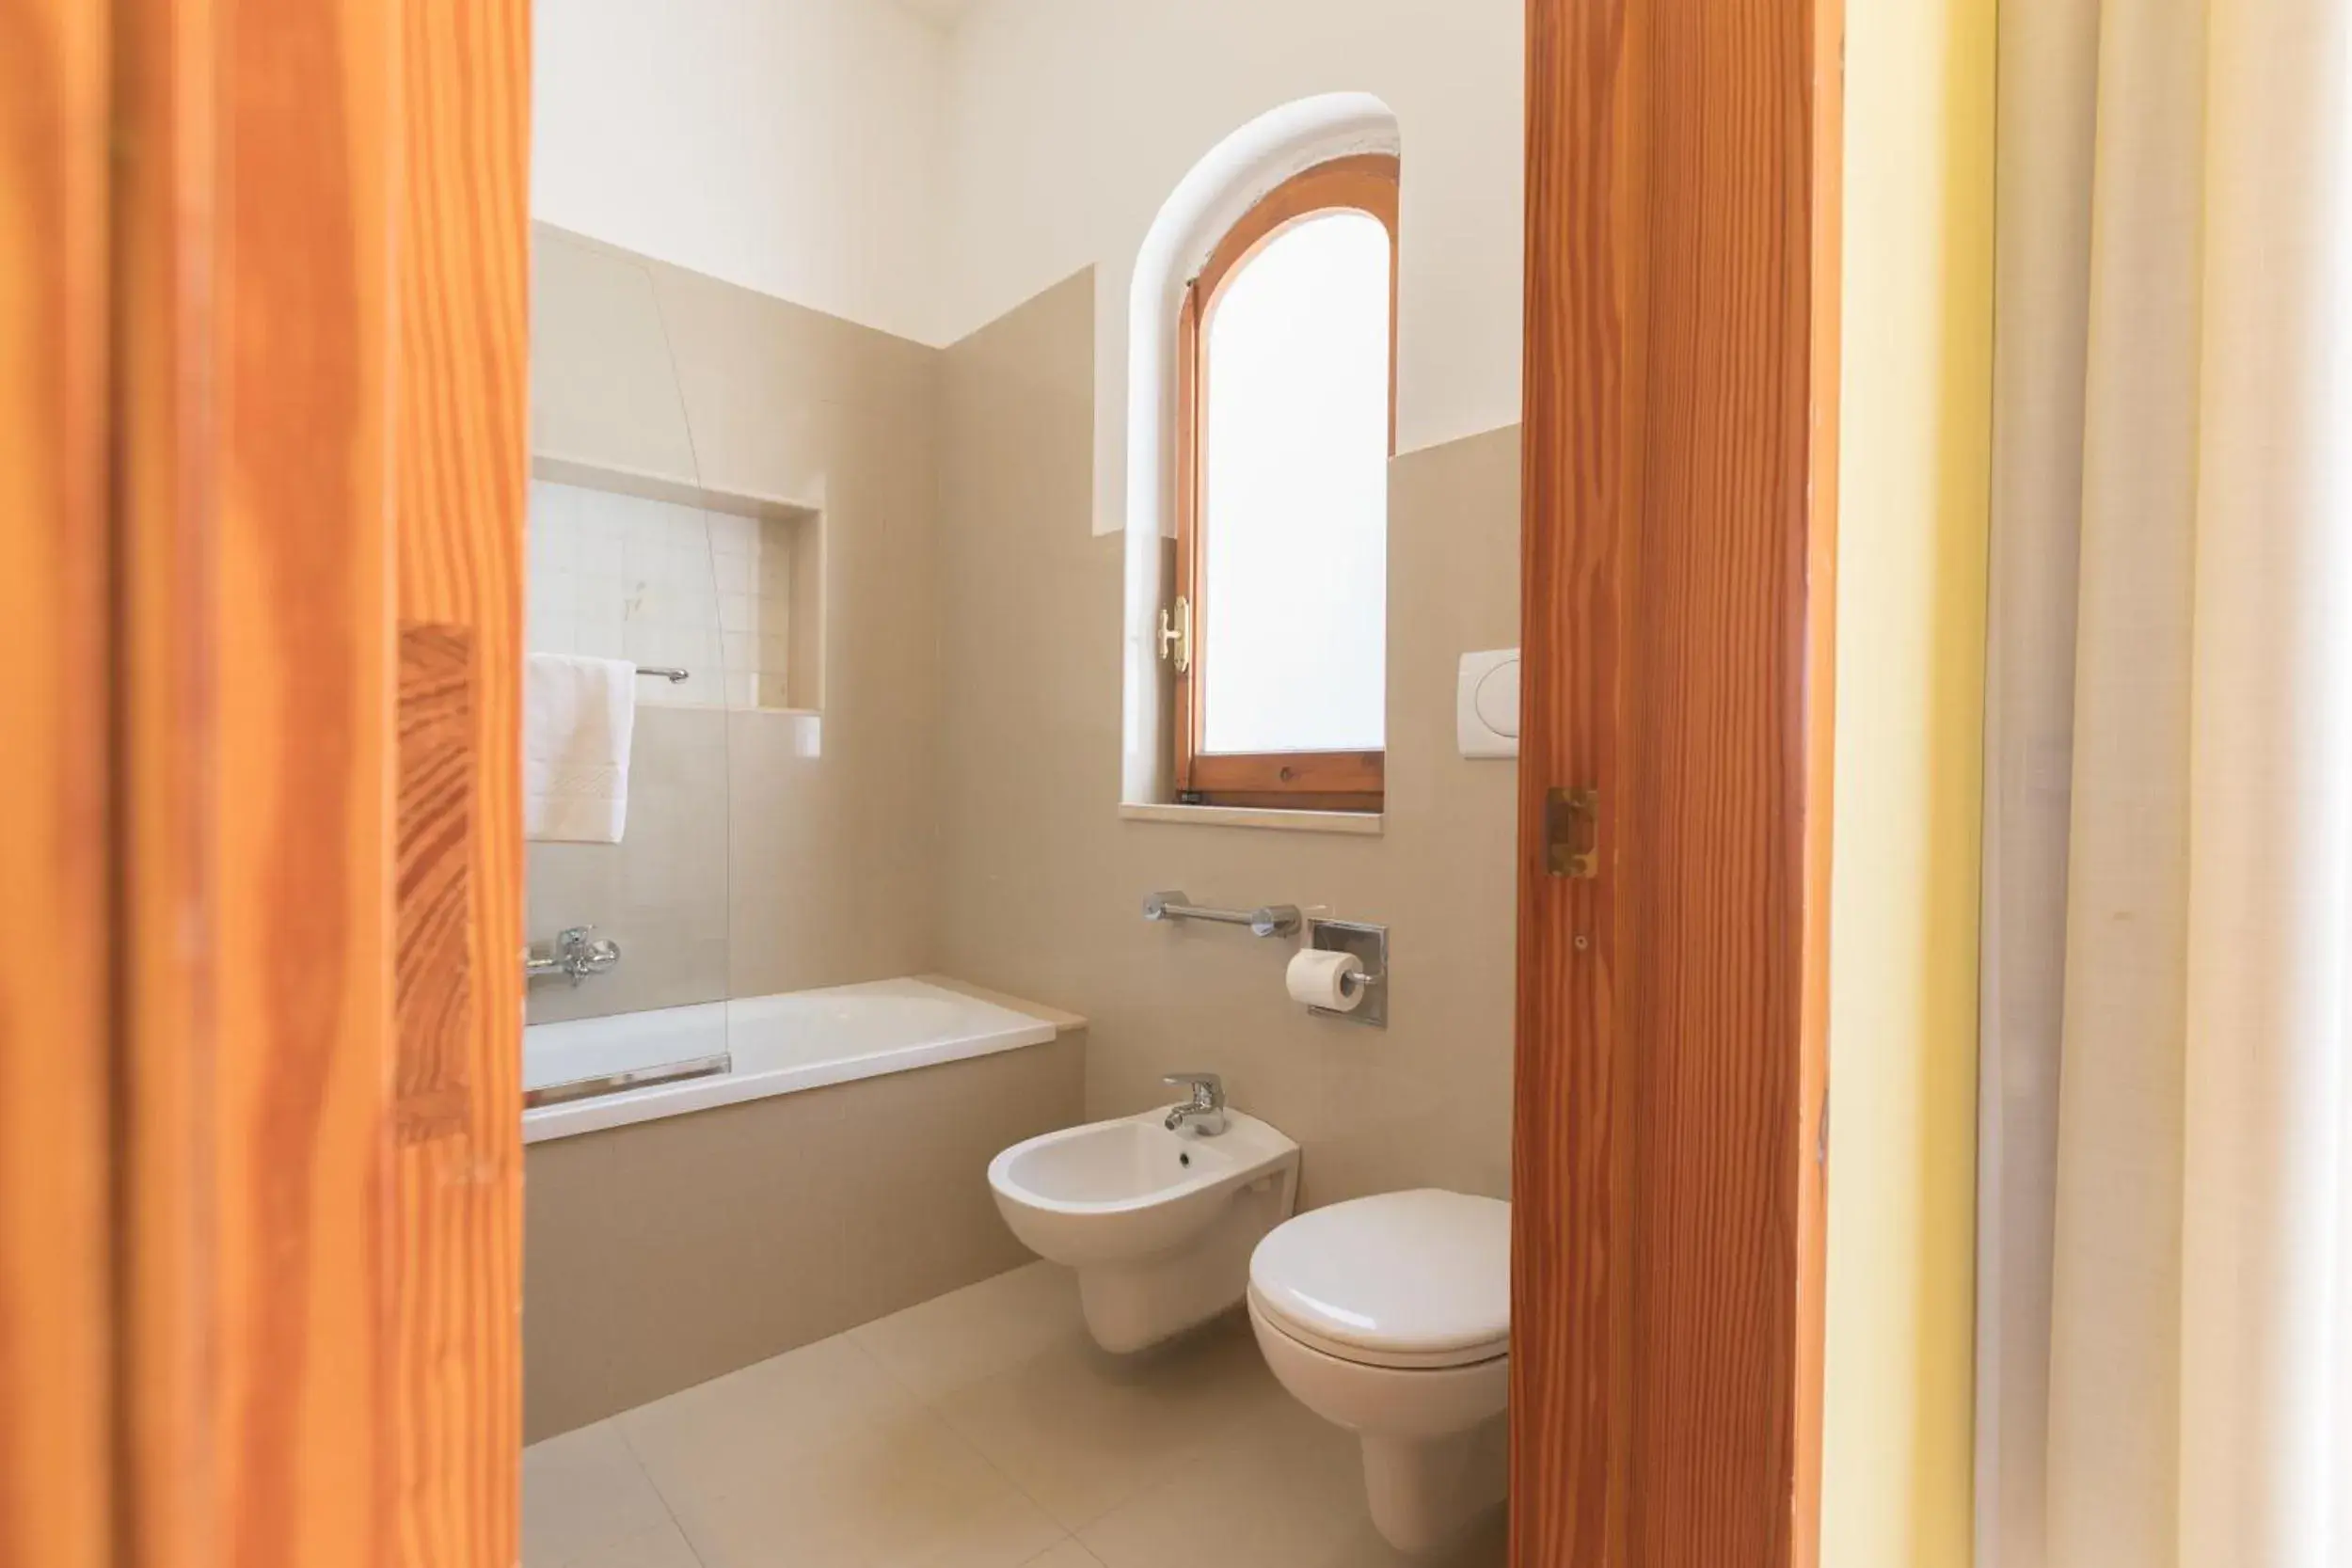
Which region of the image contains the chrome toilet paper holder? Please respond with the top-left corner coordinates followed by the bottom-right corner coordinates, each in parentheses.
top-left (1305, 917), bottom-right (1389, 1029)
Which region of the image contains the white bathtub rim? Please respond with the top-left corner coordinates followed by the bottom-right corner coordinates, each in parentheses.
top-left (522, 976), bottom-right (1064, 1145)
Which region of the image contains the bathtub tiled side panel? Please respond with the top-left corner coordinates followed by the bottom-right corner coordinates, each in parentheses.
top-left (521, 1029), bottom-right (1084, 1441)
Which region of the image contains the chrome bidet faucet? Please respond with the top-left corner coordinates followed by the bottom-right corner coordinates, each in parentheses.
top-left (1162, 1072), bottom-right (1228, 1136)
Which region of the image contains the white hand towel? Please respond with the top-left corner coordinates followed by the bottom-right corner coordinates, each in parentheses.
top-left (524, 654), bottom-right (637, 844)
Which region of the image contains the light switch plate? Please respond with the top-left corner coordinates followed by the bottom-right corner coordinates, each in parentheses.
top-left (1456, 648), bottom-right (1519, 758)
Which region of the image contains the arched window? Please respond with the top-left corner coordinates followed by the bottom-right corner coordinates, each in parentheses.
top-left (1167, 153), bottom-right (1397, 811)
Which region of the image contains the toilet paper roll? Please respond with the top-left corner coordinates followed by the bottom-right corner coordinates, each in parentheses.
top-left (1287, 948), bottom-right (1364, 1011)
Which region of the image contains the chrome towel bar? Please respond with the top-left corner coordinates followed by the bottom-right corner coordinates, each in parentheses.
top-left (1141, 890), bottom-right (1301, 938)
top-left (636, 665), bottom-right (690, 682)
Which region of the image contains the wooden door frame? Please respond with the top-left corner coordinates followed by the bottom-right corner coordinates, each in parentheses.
top-left (3, 4), bottom-right (530, 1565)
top-left (1509, 0), bottom-right (1839, 1564)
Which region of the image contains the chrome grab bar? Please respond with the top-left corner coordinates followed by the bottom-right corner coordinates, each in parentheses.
top-left (1141, 891), bottom-right (1300, 938)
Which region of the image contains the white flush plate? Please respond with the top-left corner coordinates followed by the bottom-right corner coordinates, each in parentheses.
top-left (1456, 648), bottom-right (1519, 759)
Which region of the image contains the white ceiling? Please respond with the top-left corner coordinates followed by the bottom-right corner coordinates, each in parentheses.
top-left (891, 0), bottom-right (973, 31)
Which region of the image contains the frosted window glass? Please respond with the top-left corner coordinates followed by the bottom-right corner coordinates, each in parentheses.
top-left (1200, 211), bottom-right (1389, 754)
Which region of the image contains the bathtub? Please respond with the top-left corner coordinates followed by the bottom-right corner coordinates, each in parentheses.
top-left (522, 975), bottom-right (1061, 1143)
top-left (523, 974), bottom-right (1086, 1438)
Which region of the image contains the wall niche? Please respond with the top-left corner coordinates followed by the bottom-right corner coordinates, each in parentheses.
top-left (527, 459), bottom-right (823, 714)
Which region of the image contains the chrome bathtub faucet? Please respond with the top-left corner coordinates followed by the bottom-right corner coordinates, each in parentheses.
top-left (524, 926), bottom-right (620, 987)
top-left (1163, 1072), bottom-right (1228, 1136)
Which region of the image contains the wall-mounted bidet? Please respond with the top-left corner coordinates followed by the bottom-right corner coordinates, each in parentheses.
top-left (988, 1076), bottom-right (1298, 1353)
top-left (1248, 1190), bottom-right (1512, 1556)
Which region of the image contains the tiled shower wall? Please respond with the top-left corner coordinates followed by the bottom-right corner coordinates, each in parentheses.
top-left (528, 483), bottom-right (754, 711)
top-left (525, 481), bottom-right (810, 713)
top-left (525, 225), bottom-right (938, 1025)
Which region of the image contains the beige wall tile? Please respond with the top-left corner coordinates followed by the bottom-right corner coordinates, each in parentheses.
top-left (529, 227), bottom-right (941, 1019)
top-left (935, 270), bottom-right (1522, 1210)
top-left (646, 254), bottom-right (937, 506)
top-left (528, 705), bottom-right (732, 1025)
top-left (532, 229), bottom-right (700, 484)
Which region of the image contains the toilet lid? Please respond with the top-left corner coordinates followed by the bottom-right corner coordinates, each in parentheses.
top-left (1249, 1190), bottom-right (1510, 1369)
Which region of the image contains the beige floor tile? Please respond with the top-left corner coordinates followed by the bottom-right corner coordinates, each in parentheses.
top-left (521, 1419), bottom-right (675, 1568)
top-left (865, 1476), bottom-right (1068, 1568)
top-left (554, 1275), bottom-right (1502, 1568)
top-left (851, 1261), bottom-right (1086, 1402)
top-left (622, 1330), bottom-right (916, 1505)
top-left (930, 1313), bottom-right (1288, 1532)
top-left (805, 1405), bottom-right (1065, 1568)
top-left (1078, 1395), bottom-right (1505, 1568)
top-left (1015, 1544), bottom-right (1108, 1568)
top-left (662, 1401), bottom-right (1063, 1568)
top-left (664, 1479), bottom-right (866, 1568)
top-left (561, 1521), bottom-right (703, 1568)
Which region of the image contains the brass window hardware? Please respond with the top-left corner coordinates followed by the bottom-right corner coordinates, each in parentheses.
top-left (1158, 595), bottom-right (1192, 673)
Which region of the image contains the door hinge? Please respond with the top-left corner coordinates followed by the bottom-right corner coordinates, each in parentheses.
top-left (1545, 786), bottom-right (1600, 879)
top-left (1158, 596), bottom-right (1191, 674)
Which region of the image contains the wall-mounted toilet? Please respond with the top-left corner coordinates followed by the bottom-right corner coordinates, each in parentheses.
top-left (1247, 1189), bottom-right (1511, 1557)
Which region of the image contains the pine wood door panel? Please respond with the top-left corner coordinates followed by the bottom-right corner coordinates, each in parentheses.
top-left (397, 622), bottom-right (481, 1143)
top-left (387, 3), bottom-right (530, 1564)
top-left (0, 5), bottom-right (113, 1565)
top-left (213, 4), bottom-right (402, 1561)
top-left (8, 0), bottom-right (530, 1562)
top-left (1513, 0), bottom-right (1836, 1563)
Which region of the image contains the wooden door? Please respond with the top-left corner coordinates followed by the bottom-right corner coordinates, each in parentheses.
top-left (1509, 0), bottom-right (1840, 1564)
top-left (0, 6), bottom-right (114, 1565)
top-left (1, 2), bottom-right (530, 1563)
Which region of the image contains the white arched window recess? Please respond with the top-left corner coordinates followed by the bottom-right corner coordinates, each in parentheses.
top-left (1120, 95), bottom-right (1402, 811)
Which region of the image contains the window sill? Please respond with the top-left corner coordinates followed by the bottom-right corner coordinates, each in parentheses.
top-left (1117, 802), bottom-right (1384, 837)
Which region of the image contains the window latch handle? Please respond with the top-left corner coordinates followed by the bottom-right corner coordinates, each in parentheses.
top-left (1158, 596), bottom-right (1191, 674)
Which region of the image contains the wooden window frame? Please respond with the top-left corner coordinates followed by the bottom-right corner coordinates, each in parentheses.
top-left (1171, 152), bottom-right (1399, 813)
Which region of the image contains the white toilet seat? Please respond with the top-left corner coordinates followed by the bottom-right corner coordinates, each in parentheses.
top-left (1248, 1283), bottom-right (1507, 1370)
top-left (1248, 1188), bottom-right (1511, 1367)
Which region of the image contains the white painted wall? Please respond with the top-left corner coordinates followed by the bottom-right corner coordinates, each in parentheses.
top-left (532, 0), bottom-right (948, 345)
top-left (939, 0), bottom-right (1526, 531)
top-left (531, 0), bottom-right (1525, 529)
